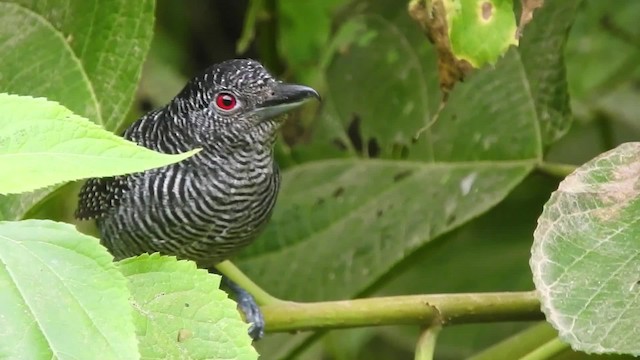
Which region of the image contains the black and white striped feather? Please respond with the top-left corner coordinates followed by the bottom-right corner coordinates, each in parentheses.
top-left (76, 59), bottom-right (284, 266)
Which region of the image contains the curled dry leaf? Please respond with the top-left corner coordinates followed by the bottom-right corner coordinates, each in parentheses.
top-left (408, 0), bottom-right (474, 98)
top-left (517, 0), bottom-right (545, 38)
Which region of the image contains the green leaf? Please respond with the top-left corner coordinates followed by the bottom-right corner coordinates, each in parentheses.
top-left (0, 0), bottom-right (154, 130)
top-left (0, 219), bottom-right (138, 359)
top-left (373, 174), bottom-right (556, 359)
top-left (0, 0), bottom-right (155, 218)
top-left (117, 254), bottom-right (258, 360)
top-left (445, 0), bottom-right (518, 67)
top-left (531, 142), bottom-right (640, 355)
top-left (236, 0), bottom-right (265, 54)
top-left (0, 94), bottom-right (198, 195)
top-left (298, 15), bottom-right (542, 163)
top-left (240, 159), bottom-right (532, 301)
top-left (519, 0), bottom-right (582, 146)
top-left (277, 0), bottom-right (347, 80)
top-left (565, 1), bottom-right (640, 102)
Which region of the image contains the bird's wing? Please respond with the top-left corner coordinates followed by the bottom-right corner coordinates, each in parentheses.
top-left (75, 175), bottom-right (129, 220)
top-left (75, 109), bottom-right (167, 220)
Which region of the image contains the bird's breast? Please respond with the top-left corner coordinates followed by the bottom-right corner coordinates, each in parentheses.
top-left (100, 148), bottom-right (281, 265)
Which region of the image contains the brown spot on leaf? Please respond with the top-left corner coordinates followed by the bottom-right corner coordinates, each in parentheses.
top-left (177, 328), bottom-right (192, 342)
top-left (481, 2), bottom-right (493, 21)
top-left (347, 114), bottom-right (364, 154)
top-left (393, 169), bottom-right (414, 182)
top-left (333, 187), bottom-right (345, 198)
top-left (368, 138), bottom-right (380, 158)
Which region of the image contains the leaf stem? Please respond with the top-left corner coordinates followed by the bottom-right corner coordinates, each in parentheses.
top-left (415, 324), bottom-right (442, 360)
top-left (519, 338), bottom-right (569, 360)
top-left (261, 291), bottom-right (542, 332)
top-left (536, 162), bottom-right (577, 178)
top-left (215, 260), bottom-right (283, 306)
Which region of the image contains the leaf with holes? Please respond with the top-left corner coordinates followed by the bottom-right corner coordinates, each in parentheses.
top-left (0, 0), bottom-right (154, 218)
top-left (0, 94), bottom-right (198, 195)
top-left (0, 219), bottom-right (138, 359)
top-left (531, 142), bottom-right (640, 355)
top-left (117, 254), bottom-right (258, 360)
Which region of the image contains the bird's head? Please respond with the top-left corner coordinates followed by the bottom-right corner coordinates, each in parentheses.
top-left (170, 59), bottom-right (319, 147)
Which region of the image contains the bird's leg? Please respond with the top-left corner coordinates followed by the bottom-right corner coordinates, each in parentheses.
top-left (209, 261), bottom-right (278, 340)
top-left (214, 260), bottom-right (283, 306)
top-left (223, 276), bottom-right (265, 340)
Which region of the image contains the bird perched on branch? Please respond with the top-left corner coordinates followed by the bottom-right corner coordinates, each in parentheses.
top-left (75, 59), bottom-right (319, 339)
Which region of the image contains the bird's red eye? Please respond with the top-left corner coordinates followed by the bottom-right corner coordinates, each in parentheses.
top-left (215, 92), bottom-right (238, 111)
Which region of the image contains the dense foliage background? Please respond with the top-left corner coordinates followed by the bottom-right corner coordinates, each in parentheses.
top-left (1, 0), bottom-right (640, 359)
top-left (140, 2), bottom-right (640, 358)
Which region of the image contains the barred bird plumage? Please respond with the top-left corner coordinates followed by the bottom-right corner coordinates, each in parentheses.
top-left (75, 59), bottom-right (319, 338)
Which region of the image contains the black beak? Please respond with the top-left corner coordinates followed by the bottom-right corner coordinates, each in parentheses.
top-left (252, 83), bottom-right (320, 119)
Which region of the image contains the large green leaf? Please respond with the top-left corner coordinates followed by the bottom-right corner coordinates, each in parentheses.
top-left (519, 0), bottom-right (582, 146)
top-left (240, 160), bottom-right (532, 302)
top-left (240, 4), bottom-right (546, 302)
top-left (117, 254), bottom-right (258, 360)
top-left (531, 142), bottom-right (640, 355)
top-left (0, 0), bottom-right (155, 219)
top-left (0, 94), bottom-right (198, 196)
top-left (0, 220), bottom-right (138, 359)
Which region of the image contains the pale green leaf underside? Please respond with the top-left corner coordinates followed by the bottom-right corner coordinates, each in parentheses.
top-left (532, 142), bottom-right (640, 355)
top-left (0, 94), bottom-right (198, 194)
top-left (117, 254), bottom-right (258, 360)
top-left (0, 219), bottom-right (138, 359)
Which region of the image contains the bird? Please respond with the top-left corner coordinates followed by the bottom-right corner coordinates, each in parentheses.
top-left (75, 59), bottom-right (319, 339)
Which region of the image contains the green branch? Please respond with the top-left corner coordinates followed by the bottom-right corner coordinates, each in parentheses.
top-left (261, 291), bottom-right (542, 333)
top-left (215, 260), bottom-right (283, 306)
top-left (536, 162), bottom-right (578, 178)
top-left (469, 322), bottom-right (558, 360)
top-left (415, 324), bottom-right (442, 360)
top-left (520, 338), bottom-right (569, 360)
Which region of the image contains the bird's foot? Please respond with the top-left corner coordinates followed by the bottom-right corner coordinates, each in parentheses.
top-left (215, 272), bottom-right (265, 340)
